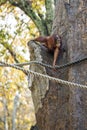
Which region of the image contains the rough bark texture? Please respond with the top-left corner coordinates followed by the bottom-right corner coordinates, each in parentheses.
top-left (28, 40), bottom-right (68, 130)
top-left (28, 0), bottom-right (87, 130)
top-left (28, 42), bottom-right (49, 113)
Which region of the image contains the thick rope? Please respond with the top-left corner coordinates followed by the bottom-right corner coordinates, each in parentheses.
top-left (0, 56), bottom-right (87, 69)
top-left (0, 61), bottom-right (28, 75)
top-left (18, 56), bottom-right (87, 69)
top-left (0, 61), bottom-right (87, 89)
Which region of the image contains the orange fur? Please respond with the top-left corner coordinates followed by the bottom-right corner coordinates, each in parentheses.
top-left (33, 34), bottom-right (61, 67)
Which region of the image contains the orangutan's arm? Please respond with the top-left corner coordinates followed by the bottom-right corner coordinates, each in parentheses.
top-left (53, 47), bottom-right (60, 67)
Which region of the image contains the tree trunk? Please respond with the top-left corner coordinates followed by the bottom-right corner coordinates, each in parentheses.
top-left (12, 91), bottom-right (20, 130)
top-left (28, 0), bottom-right (87, 130)
top-left (3, 98), bottom-right (8, 130)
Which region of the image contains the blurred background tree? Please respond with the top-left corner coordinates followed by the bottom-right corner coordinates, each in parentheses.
top-left (0, 0), bottom-right (55, 130)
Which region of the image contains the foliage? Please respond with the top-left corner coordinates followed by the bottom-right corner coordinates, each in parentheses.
top-left (0, 0), bottom-right (55, 129)
top-left (4, 0), bottom-right (54, 35)
top-left (0, 3), bottom-right (37, 130)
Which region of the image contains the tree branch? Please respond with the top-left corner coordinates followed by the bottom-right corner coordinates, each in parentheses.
top-left (8, 0), bottom-right (48, 35)
top-left (0, 42), bottom-right (19, 63)
top-left (1, 0), bottom-right (55, 35)
top-left (45, 0), bottom-right (55, 34)
top-left (0, 0), bottom-right (7, 6)
top-left (8, 0), bottom-right (19, 6)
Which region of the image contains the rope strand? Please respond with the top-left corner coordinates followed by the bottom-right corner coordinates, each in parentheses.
top-left (0, 61), bottom-right (87, 89)
top-left (0, 56), bottom-right (87, 69)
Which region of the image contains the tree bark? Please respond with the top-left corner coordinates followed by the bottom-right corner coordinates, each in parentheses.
top-left (12, 91), bottom-right (20, 130)
top-left (3, 98), bottom-right (8, 130)
top-left (28, 0), bottom-right (87, 130)
top-left (28, 39), bottom-right (68, 130)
